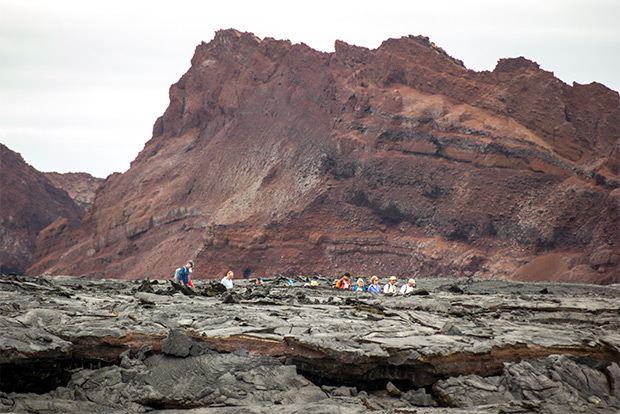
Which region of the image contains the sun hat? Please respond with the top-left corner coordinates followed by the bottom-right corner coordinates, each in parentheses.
top-left (408, 278), bottom-right (416, 284)
top-left (389, 276), bottom-right (397, 281)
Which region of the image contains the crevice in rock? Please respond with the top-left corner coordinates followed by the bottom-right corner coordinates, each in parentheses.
top-left (0, 334), bottom-right (164, 394)
top-left (0, 357), bottom-right (114, 394)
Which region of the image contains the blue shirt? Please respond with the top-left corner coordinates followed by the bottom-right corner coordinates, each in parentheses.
top-left (367, 284), bottom-right (382, 292)
top-left (178, 266), bottom-right (190, 286)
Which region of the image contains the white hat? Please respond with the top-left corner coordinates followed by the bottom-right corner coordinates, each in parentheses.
top-left (408, 278), bottom-right (416, 284)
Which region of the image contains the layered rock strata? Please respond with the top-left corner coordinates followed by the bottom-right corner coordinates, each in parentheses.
top-left (27, 30), bottom-right (620, 283)
top-left (1, 275), bottom-right (618, 413)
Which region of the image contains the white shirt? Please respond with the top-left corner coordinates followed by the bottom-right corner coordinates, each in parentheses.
top-left (400, 284), bottom-right (415, 294)
top-left (384, 282), bottom-right (397, 294)
top-left (221, 277), bottom-right (233, 289)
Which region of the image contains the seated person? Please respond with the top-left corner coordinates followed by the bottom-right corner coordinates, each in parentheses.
top-left (353, 278), bottom-right (366, 291)
top-left (399, 278), bottom-right (416, 295)
top-left (366, 276), bottom-right (381, 292)
top-left (221, 270), bottom-right (234, 289)
top-left (383, 276), bottom-right (398, 294)
top-left (337, 273), bottom-right (351, 289)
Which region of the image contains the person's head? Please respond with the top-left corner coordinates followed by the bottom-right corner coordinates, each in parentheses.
top-left (389, 276), bottom-right (397, 284)
top-left (370, 276), bottom-right (378, 285)
top-left (408, 278), bottom-right (416, 287)
top-left (357, 278), bottom-right (364, 286)
top-left (187, 260), bottom-right (194, 269)
top-left (227, 270), bottom-right (234, 279)
top-left (342, 274), bottom-right (350, 281)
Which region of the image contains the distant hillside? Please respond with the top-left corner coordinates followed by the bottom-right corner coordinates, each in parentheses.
top-left (0, 144), bottom-right (88, 274)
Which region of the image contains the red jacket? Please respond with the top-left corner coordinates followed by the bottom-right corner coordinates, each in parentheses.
top-left (338, 278), bottom-right (351, 289)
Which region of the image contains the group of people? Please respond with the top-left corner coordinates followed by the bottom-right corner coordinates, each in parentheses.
top-left (336, 272), bottom-right (416, 295)
top-left (173, 261), bottom-right (416, 295)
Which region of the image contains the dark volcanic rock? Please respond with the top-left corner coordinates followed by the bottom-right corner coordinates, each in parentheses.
top-left (434, 355), bottom-right (619, 413)
top-left (1, 276), bottom-right (619, 413)
top-left (0, 144), bottom-right (85, 275)
top-left (162, 329), bottom-right (195, 357)
top-left (26, 29), bottom-right (620, 283)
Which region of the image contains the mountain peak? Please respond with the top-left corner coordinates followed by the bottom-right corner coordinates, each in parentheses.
top-left (26, 30), bottom-right (619, 283)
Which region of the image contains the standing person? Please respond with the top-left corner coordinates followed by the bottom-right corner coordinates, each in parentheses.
top-left (399, 278), bottom-right (416, 295)
top-left (367, 276), bottom-right (381, 292)
top-left (221, 270), bottom-right (234, 289)
top-left (353, 278), bottom-right (366, 291)
top-left (174, 261), bottom-right (194, 287)
top-left (384, 276), bottom-right (398, 294)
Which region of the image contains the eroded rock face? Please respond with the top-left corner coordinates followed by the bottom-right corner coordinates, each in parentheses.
top-left (0, 275), bottom-right (618, 413)
top-left (0, 144), bottom-right (85, 275)
top-left (26, 29), bottom-right (620, 283)
top-left (44, 172), bottom-right (104, 211)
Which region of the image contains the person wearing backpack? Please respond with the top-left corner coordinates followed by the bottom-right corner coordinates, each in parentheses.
top-left (399, 278), bottom-right (416, 295)
top-left (174, 261), bottom-right (194, 287)
top-left (336, 273), bottom-right (351, 289)
top-left (383, 276), bottom-right (398, 294)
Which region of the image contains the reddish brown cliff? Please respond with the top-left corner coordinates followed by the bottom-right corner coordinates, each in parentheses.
top-left (0, 144), bottom-right (85, 274)
top-left (45, 172), bottom-right (104, 211)
top-left (28, 30), bottom-right (620, 283)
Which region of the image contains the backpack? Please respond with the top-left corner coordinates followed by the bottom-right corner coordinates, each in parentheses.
top-left (173, 268), bottom-right (182, 283)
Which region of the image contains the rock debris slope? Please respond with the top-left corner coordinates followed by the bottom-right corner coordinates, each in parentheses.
top-left (0, 276), bottom-right (618, 413)
top-left (27, 29), bottom-right (620, 282)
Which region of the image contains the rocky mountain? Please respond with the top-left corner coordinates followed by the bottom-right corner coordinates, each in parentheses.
top-left (0, 144), bottom-right (86, 274)
top-left (45, 172), bottom-right (104, 211)
top-left (1, 275), bottom-right (619, 413)
top-left (27, 29), bottom-right (620, 283)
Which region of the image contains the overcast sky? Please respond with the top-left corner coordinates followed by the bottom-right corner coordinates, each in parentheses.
top-left (1, 0), bottom-right (618, 178)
